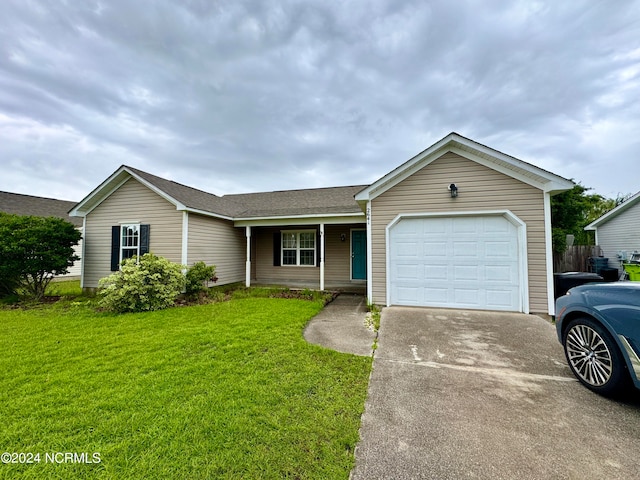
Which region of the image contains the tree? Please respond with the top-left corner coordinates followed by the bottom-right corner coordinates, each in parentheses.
top-left (0, 213), bottom-right (82, 300)
top-left (551, 184), bottom-right (616, 253)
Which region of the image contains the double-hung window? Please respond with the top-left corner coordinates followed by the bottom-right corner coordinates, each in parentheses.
top-left (111, 224), bottom-right (150, 271)
top-left (281, 230), bottom-right (316, 266)
top-left (120, 224), bottom-right (140, 261)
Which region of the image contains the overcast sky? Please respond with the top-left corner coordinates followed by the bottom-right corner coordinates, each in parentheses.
top-left (1, 0), bottom-right (639, 203)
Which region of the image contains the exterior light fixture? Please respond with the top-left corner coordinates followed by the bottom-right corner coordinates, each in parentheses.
top-left (448, 183), bottom-right (458, 198)
top-left (340, 233), bottom-right (346, 242)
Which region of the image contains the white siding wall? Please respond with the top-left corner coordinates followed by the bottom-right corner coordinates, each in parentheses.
top-left (370, 152), bottom-right (548, 313)
top-left (596, 201), bottom-right (640, 273)
top-left (83, 178), bottom-right (183, 287)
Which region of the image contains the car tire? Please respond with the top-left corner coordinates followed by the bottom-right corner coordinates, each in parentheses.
top-left (563, 317), bottom-right (629, 396)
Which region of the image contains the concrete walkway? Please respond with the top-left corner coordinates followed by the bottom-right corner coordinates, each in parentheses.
top-left (303, 293), bottom-right (376, 357)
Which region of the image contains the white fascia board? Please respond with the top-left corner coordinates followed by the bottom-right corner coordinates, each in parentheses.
top-left (355, 142), bottom-right (452, 201)
top-left (70, 166), bottom-right (187, 217)
top-left (180, 206), bottom-right (235, 222)
top-left (234, 213), bottom-right (366, 227)
top-left (70, 175), bottom-right (131, 217)
top-left (448, 146), bottom-right (573, 193)
top-left (585, 190), bottom-right (640, 230)
top-left (354, 133), bottom-right (573, 201)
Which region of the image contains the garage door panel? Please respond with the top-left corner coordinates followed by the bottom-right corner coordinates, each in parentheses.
top-left (486, 289), bottom-right (518, 309)
top-left (483, 216), bottom-right (511, 233)
top-left (425, 265), bottom-right (448, 280)
top-left (424, 242), bottom-right (447, 256)
top-left (389, 215), bottom-right (521, 311)
top-left (423, 287), bottom-right (448, 303)
top-left (453, 241), bottom-right (478, 257)
top-left (395, 241), bottom-right (419, 257)
top-left (484, 241), bottom-right (514, 257)
top-left (396, 264), bottom-right (420, 279)
top-left (453, 217), bottom-right (480, 233)
top-left (454, 265), bottom-right (479, 281)
top-left (396, 286), bottom-right (420, 304)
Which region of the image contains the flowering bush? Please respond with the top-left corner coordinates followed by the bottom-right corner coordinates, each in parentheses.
top-left (98, 253), bottom-right (185, 313)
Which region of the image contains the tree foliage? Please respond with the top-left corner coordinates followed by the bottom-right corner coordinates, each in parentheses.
top-left (98, 253), bottom-right (185, 313)
top-left (551, 184), bottom-right (617, 253)
top-left (0, 213), bottom-right (81, 300)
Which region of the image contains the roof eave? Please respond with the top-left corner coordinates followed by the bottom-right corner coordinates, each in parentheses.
top-left (234, 212), bottom-right (366, 227)
top-left (584, 190), bottom-right (640, 230)
top-left (355, 132), bottom-right (574, 200)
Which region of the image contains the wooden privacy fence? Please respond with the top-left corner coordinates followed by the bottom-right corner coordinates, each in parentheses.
top-left (554, 245), bottom-right (602, 273)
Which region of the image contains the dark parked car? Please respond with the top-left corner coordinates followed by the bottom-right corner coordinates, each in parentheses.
top-left (555, 282), bottom-right (640, 396)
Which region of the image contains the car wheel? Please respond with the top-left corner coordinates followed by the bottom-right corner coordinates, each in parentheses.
top-left (563, 317), bottom-right (628, 396)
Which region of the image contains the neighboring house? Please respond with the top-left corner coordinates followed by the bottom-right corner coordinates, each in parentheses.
top-left (69, 133), bottom-right (573, 315)
top-left (0, 191), bottom-right (83, 279)
top-left (585, 191), bottom-right (640, 274)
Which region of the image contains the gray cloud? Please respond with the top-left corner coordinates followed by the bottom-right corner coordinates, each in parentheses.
top-left (0, 0), bottom-right (639, 201)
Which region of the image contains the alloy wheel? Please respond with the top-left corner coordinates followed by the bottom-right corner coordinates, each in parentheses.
top-left (565, 324), bottom-right (613, 387)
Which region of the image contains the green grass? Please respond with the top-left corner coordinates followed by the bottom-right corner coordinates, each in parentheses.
top-left (0, 297), bottom-right (372, 479)
top-left (45, 279), bottom-right (83, 297)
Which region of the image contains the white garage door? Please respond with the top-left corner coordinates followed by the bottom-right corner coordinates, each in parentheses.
top-left (389, 215), bottom-right (521, 311)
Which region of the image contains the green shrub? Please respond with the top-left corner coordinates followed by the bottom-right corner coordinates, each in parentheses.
top-left (98, 253), bottom-right (185, 313)
top-left (185, 261), bottom-right (217, 296)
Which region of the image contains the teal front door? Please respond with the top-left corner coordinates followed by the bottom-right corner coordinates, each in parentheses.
top-left (351, 230), bottom-right (367, 280)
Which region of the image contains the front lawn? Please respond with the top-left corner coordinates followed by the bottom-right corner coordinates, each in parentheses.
top-left (0, 296), bottom-right (372, 479)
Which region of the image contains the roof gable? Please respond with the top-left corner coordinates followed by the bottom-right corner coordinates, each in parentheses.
top-left (355, 132), bottom-right (573, 203)
top-left (585, 190), bottom-right (640, 230)
top-left (69, 165), bottom-right (243, 219)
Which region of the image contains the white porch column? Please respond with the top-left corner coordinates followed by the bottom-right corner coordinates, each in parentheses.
top-left (245, 226), bottom-right (251, 287)
top-left (181, 211), bottom-right (189, 267)
top-left (366, 202), bottom-right (373, 305)
top-left (320, 223), bottom-right (325, 291)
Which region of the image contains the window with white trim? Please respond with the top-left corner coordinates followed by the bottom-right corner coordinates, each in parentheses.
top-left (281, 230), bottom-right (316, 266)
top-left (120, 224), bottom-right (140, 261)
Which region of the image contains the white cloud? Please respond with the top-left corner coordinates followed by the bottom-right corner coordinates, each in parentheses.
top-left (0, 0), bottom-right (639, 201)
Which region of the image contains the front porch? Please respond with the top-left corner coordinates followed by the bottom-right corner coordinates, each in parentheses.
top-left (238, 222), bottom-right (367, 292)
top-left (252, 279), bottom-right (366, 295)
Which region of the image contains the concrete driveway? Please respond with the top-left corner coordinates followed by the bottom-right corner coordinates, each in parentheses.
top-left (352, 307), bottom-right (640, 479)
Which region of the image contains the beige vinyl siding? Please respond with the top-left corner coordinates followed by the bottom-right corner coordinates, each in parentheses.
top-left (83, 178), bottom-right (183, 287)
top-left (370, 152), bottom-right (548, 312)
top-left (596, 201), bottom-right (640, 273)
top-left (251, 224), bottom-right (365, 284)
top-left (187, 213), bottom-right (245, 285)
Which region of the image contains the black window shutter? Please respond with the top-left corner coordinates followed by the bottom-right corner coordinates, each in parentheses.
top-left (316, 229), bottom-right (321, 267)
top-left (110, 226), bottom-right (120, 271)
top-left (140, 224), bottom-right (150, 256)
top-left (273, 232), bottom-right (281, 266)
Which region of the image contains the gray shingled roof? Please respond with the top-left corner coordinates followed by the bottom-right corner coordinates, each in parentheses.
top-left (127, 166), bottom-right (247, 218)
top-left (126, 166), bottom-right (366, 219)
top-left (0, 191), bottom-right (83, 227)
top-left (225, 185), bottom-right (367, 218)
